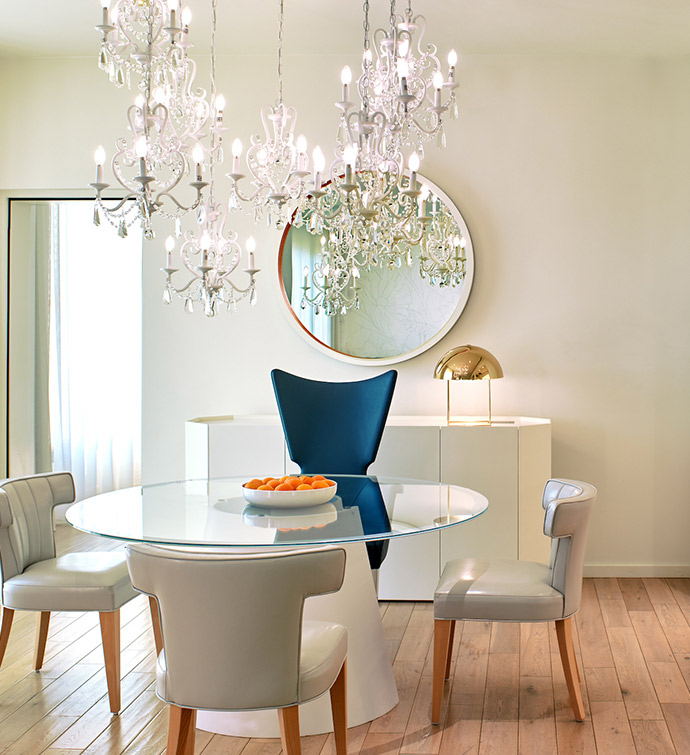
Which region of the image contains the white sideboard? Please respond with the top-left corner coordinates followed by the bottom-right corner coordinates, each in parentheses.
top-left (185, 415), bottom-right (551, 600)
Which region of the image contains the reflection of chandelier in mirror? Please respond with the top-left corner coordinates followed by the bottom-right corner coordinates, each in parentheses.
top-left (296, 176), bottom-right (468, 316)
top-left (160, 0), bottom-right (259, 317)
top-left (91, 1), bottom-right (214, 239)
top-left (226, 0), bottom-right (312, 229)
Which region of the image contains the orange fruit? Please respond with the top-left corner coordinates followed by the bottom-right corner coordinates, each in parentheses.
top-left (324, 479), bottom-right (336, 486)
top-left (262, 477), bottom-right (276, 485)
top-left (284, 477), bottom-right (300, 489)
top-left (299, 476), bottom-right (313, 484)
top-left (312, 475), bottom-right (325, 481)
top-left (312, 480), bottom-right (330, 489)
top-left (257, 484), bottom-right (273, 491)
top-left (244, 479), bottom-right (262, 490)
top-left (275, 483), bottom-right (294, 491)
top-left (296, 484), bottom-right (313, 491)
top-left (266, 479), bottom-right (280, 489)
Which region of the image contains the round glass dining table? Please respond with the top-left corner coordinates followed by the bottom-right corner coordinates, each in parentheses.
top-left (66, 475), bottom-right (488, 737)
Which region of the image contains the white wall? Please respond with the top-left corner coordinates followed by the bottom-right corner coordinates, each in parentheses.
top-left (2, 52), bottom-right (689, 574)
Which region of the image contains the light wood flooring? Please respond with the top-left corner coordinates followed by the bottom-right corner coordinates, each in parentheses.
top-left (0, 525), bottom-right (689, 754)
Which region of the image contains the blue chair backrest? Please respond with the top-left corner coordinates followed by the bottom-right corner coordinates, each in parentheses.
top-left (271, 369), bottom-right (398, 475)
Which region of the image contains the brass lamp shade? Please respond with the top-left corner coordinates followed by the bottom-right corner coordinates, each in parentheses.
top-left (433, 345), bottom-right (503, 424)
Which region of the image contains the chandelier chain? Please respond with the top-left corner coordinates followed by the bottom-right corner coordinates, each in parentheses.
top-left (390, 0), bottom-right (396, 31)
top-left (209, 0), bottom-right (218, 202)
top-left (276, 0), bottom-right (284, 105)
top-left (361, 0), bottom-right (371, 111)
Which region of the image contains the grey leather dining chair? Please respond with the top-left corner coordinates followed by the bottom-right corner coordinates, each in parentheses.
top-left (125, 543), bottom-right (349, 755)
top-left (0, 472), bottom-right (138, 713)
top-left (431, 478), bottom-right (597, 724)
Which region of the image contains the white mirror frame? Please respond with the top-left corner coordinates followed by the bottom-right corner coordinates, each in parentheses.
top-left (277, 176), bottom-right (474, 366)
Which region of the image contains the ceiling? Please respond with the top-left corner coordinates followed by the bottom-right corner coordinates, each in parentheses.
top-left (2, 0), bottom-right (690, 59)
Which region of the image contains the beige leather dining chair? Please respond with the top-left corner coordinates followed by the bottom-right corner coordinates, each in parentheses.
top-left (432, 478), bottom-right (597, 724)
top-left (125, 544), bottom-right (349, 755)
top-left (0, 472), bottom-right (138, 713)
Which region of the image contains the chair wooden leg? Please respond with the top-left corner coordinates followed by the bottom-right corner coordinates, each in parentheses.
top-left (329, 660), bottom-right (347, 755)
top-left (167, 704), bottom-right (197, 755)
top-left (99, 610), bottom-right (121, 714)
top-left (148, 596), bottom-right (164, 656)
top-left (34, 611), bottom-right (51, 670)
top-left (278, 704), bottom-right (302, 755)
top-left (0, 607), bottom-right (14, 667)
top-left (555, 617), bottom-right (585, 721)
top-left (445, 620), bottom-right (456, 680)
top-left (432, 619), bottom-right (454, 724)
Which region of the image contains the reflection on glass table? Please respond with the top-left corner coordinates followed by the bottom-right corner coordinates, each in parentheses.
top-left (66, 475), bottom-right (487, 738)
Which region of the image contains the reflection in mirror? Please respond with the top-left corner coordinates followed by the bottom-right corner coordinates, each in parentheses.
top-left (279, 179), bottom-right (474, 364)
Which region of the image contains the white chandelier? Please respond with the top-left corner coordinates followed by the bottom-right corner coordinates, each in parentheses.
top-left (92, 0), bottom-right (213, 239)
top-left (226, 0), bottom-right (312, 229)
top-left (161, 0), bottom-right (259, 316)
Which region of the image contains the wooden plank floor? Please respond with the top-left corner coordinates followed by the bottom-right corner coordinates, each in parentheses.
top-left (0, 526), bottom-right (689, 754)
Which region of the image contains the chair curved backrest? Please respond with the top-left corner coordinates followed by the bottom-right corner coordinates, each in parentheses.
top-left (0, 473), bottom-right (75, 586)
top-left (542, 478), bottom-right (597, 617)
top-left (125, 544), bottom-right (346, 711)
top-left (271, 369), bottom-right (397, 475)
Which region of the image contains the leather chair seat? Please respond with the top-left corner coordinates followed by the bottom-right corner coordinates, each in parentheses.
top-left (435, 558), bottom-right (565, 622)
top-left (3, 551), bottom-right (137, 612)
top-left (155, 619), bottom-right (347, 710)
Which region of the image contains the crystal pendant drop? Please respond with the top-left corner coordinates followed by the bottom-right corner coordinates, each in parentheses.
top-left (116, 67), bottom-right (125, 87)
top-left (93, 206), bottom-right (100, 227)
top-left (163, 288), bottom-right (172, 304)
top-left (250, 288), bottom-right (257, 306)
top-left (437, 127), bottom-right (446, 149)
top-left (98, 49), bottom-right (108, 70)
top-left (144, 228), bottom-right (154, 241)
top-left (451, 99), bottom-right (459, 120)
top-left (118, 220), bottom-right (128, 238)
top-left (184, 299), bottom-right (194, 314)
top-left (175, 217), bottom-right (182, 238)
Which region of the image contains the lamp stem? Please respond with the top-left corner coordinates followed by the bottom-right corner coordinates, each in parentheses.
top-left (446, 380), bottom-right (450, 426)
top-left (488, 376), bottom-right (492, 425)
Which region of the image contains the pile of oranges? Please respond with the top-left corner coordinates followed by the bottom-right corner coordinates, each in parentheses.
top-left (243, 475), bottom-right (336, 492)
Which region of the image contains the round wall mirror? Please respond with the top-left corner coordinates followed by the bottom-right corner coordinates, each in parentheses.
top-left (278, 177), bottom-right (474, 366)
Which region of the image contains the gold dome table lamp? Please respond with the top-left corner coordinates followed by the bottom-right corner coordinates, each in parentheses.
top-left (433, 345), bottom-right (504, 425)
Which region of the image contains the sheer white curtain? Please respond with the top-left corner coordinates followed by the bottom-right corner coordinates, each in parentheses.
top-left (49, 202), bottom-right (142, 500)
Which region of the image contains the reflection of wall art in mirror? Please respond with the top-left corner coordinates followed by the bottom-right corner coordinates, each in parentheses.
top-left (278, 176), bottom-right (474, 365)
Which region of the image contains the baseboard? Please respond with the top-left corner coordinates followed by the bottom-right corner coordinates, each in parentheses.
top-left (583, 564), bottom-right (690, 577)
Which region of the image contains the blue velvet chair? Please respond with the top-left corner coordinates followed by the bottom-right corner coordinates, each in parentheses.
top-left (271, 369), bottom-right (397, 570)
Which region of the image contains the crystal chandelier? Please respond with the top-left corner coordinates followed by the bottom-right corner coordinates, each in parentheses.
top-left (226, 0), bottom-right (311, 229)
top-left (96, 0), bottom-right (194, 93)
top-left (364, 0), bottom-right (459, 157)
top-left (161, 0), bottom-right (259, 316)
top-left (91, 0), bottom-right (212, 239)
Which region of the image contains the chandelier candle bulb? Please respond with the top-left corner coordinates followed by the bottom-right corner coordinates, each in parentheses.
top-left (100, 0), bottom-right (109, 26)
top-left (181, 6), bottom-right (191, 29)
top-left (447, 49), bottom-right (457, 83)
top-left (408, 153), bottom-right (420, 188)
top-left (231, 138), bottom-right (242, 175)
top-left (94, 145), bottom-right (106, 183)
top-left (246, 236), bottom-right (256, 270)
top-left (340, 65), bottom-right (352, 102)
top-left (192, 144), bottom-right (204, 182)
top-left (167, 0), bottom-right (177, 30)
top-left (296, 135), bottom-right (308, 172)
top-left (433, 72), bottom-right (444, 108)
top-left (215, 94), bottom-right (225, 120)
top-left (165, 236), bottom-right (175, 268)
top-left (312, 146), bottom-right (325, 191)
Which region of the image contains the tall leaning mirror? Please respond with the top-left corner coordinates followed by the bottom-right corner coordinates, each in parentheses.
top-left (278, 177), bottom-right (474, 365)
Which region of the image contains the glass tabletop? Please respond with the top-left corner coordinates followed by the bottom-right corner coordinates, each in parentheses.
top-left (65, 475), bottom-right (488, 547)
